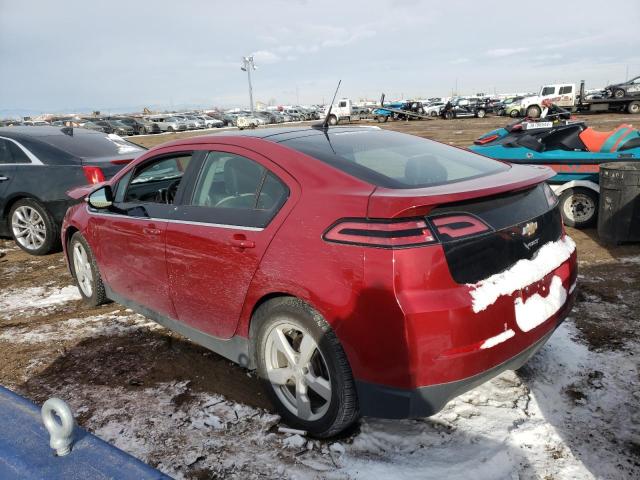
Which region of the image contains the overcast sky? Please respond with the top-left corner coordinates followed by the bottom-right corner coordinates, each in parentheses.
top-left (1, 0), bottom-right (639, 115)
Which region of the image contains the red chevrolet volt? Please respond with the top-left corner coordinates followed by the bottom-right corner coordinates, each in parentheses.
top-left (63, 126), bottom-right (577, 437)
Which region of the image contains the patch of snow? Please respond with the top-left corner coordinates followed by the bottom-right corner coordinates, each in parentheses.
top-left (515, 275), bottom-right (566, 332)
top-left (0, 312), bottom-right (159, 343)
top-left (0, 285), bottom-right (81, 319)
top-left (480, 328), bottom-right (515, 349)
top-left (468, 235), bottom-right (575, 313)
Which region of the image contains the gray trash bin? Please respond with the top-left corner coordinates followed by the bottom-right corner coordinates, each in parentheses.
top-left (597, 162), bottom-right (640, 244)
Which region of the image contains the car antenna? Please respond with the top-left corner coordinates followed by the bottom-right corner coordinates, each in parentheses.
top-left (313, 80), bottom-right (341, 130)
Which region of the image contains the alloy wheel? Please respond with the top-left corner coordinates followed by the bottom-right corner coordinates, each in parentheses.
top-left (73, 242), bottom-right (94, 297)
top-left (264, 321), bottom-right (332, 421)
top-left (12, 206), bottom-right (47, 251)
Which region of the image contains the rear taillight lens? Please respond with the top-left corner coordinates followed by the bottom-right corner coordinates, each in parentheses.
top-left (542, 182), bottom-right (558, 207)
top-left (324, 219), bottom-right (436, 248)
top-left (431, 214), bottom-right (491, 241)
top-left (83, 166), bottom-right (105, 184)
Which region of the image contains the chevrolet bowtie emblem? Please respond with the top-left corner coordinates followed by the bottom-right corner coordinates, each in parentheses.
top-left (522, 221), bottom-right (538, 237)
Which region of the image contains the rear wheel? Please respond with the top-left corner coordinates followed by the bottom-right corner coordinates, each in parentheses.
top-left (69, 232), bottom-right (108, 307)
top-left (526, 105), bottom-right (541, 118)
top-left (10, 199), bottom-right (59, 255)
top-left (559, 188), bottom-right (598, 228)
top-left (254, 298), bottom-right (359, 438)
top-left (444, 111), bottom-right (454, 120)
top-left (476, 109), bottom-right (486, 118)
top-left (627, 101), bottom-right (640, 114)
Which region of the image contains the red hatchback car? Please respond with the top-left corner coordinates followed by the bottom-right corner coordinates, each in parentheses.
top-left (63, 126), bottom-right (577, 437)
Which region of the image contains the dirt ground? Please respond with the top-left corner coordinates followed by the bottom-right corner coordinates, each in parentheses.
top-left (0, 114), bottom-right (639, 479)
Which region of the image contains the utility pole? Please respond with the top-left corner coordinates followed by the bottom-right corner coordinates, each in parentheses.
top-left (241, 56), bottom-right (257, 114)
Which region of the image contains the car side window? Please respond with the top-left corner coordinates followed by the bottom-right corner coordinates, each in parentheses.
top-left (123, 154), bottom-right (192, 205)
top-left (0, 139), bottom-right (30, 164)
top-left (186, 151), bottom-right (288, 227)
top-left (559, 86), bottom-right (572, 94)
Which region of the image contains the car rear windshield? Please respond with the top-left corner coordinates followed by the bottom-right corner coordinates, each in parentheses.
top-left (38, 132), bottom-right (144, 158)
top-left (281, 129), bottom-right (508, 189)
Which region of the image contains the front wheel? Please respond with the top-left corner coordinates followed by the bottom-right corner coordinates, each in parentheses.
top-left (69, 232), bottom-right (108, 306)
top-left (509, 109), bottom-right (520, 118)
top-left (10, 198), bottom-right (59, 255)
top-left (254, 298), bottom-right (359, 438)
top-left (526, 105), bottom-right (541, 118)
top-left (559, 188), bottom-right (598, 228)
top-left (476, 109), bottom-right (486, 118)
top-left (613, 89), bottom-right (625, 99)
top-left (327, 115), bottom-right (338, 126)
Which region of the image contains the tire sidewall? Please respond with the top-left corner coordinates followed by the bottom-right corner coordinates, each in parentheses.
top-left (254, 299), bottom-right (357, 437)
top-left (69, 232), bottom-right (105, 306)
top-left (9, 199), bottom-right (58, 256)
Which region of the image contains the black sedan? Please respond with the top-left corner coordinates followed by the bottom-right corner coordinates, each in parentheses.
top-left (606, 76), bottom-right (640, 99)
top-left (0, 126), bottom-right (145, 255)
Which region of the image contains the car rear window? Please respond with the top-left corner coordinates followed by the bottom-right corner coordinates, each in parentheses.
top-left (281, 129), bottom-right (508, 189)
top-left (38, 132), bottom-right (144, 158)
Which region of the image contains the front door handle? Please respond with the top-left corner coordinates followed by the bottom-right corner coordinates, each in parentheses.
top-left (230, 234), bottom-right (255, 249)
top-left (143, 227), bottom-right (161, 236)
top-left (0, 176), bottom-right (9, 182)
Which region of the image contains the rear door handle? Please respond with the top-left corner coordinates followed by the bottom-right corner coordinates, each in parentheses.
top-left (0, 176), bottom-right (9, 182)
top-left (230, 234), bottom-right (255, 249)
top-left (143, 227), bottom-right (162, 236)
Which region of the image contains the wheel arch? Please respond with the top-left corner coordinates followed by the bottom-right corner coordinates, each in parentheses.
top-left (550, 180), bottom-right (600, 196)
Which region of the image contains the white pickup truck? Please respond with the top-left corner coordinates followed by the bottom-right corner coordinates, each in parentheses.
top-left (323, 99), bottom-right (362, 125)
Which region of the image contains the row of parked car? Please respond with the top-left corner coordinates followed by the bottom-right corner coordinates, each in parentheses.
top-left (1, 106), bottom-right (324, 137)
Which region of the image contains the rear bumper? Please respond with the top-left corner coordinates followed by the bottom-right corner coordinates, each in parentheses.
top-left (356, 293), bottom-right (573, 419)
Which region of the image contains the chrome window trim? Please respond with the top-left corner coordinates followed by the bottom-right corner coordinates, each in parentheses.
top-left (0, 136), bottom-right (44, 165)
top-left (86, 206), bottom-right (264, 232)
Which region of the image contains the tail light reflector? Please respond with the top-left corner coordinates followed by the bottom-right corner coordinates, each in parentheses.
top-left (83, 166), bottom-right (105, 185)
top-left (431, 215), bottom-right (490, 240)
top-left (324, 219), bottom-right (435, 248)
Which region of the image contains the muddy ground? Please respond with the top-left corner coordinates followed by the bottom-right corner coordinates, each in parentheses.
top-left (0, 114), bottom-right (639, 479)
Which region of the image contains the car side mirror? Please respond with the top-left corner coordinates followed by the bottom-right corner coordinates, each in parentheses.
top-left (87, 185), bottom-right (113, 209)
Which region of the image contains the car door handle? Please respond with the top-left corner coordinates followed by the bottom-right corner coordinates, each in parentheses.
top-left (230, 234), bottom-right (255, 249)
top-left (0, 176), bottom-right (9, 182)
top-left (143, 227), bottom-right (162, 236)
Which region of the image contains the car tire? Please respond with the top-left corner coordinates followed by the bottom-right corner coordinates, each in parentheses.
top-left (253, 297), bottom-right (359, 438)
top-left (559, 188), bottom-right (598, 228)
top-left (509, 109), bottom-right (520, 118)
top-left (613, 89), bottom-right (625, 99)
top-left (627, 101), bottom-right (640, 114)
top-left (69, 232), bottom-right (108, 307)
top-left (167, 126), bottom-right (174, 132)
top-left (526, 105), bottom-right (541, 118)
top-left (327, 115), bottom-right (338, 126)
top-left (444, 111), bottom-right (454, 120)
top-left (476, 109), bottom-right (486, 118)
top-left (9, 198), bottom-right (60, 256)
top-left (430, 111), bottom-right (438, 117)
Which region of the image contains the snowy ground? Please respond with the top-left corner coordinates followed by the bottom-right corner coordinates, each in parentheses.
top-left (0, 233), bottom-right (638, 479)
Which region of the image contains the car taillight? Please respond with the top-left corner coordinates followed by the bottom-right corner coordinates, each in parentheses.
top-left (542, 182), bottom-right (558, 207)
top-left (83, 166), bottom-right (105, 184)
top-left (431, 214), bottom-right (491, 241)
top-left (323, 219), bottom-right (436, 248)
